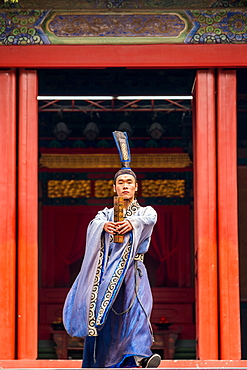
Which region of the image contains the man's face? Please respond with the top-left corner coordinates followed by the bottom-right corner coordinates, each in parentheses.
top-left (113, 174), bottom-right (138, 202)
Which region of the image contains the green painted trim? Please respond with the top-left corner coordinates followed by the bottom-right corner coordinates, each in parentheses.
top-left (43, 36), bottom-right (186, 45)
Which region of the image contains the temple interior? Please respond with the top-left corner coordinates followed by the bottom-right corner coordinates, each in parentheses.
top-left (37, 67), bottom-right (247, 360)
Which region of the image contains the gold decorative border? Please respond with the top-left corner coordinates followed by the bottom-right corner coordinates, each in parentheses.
top-left (88, 236), bottom-right (105, 337)
top-left (142, 179), bottom-right (185, 198)
top-left (96, 241), bottom-right (131, 326)
top-left (95, 180), bottom-right (114, 198)
top-left (47, 179), bottom-right (186, 198)
top-left (40, 153), bottom-right (191, 169)
top-left (47, 180), bottom-right (91, 198)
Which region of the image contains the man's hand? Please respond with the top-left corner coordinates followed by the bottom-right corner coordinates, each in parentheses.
top-left (115, 220), bottom-right (133, 235)
top-left (103, 221), bottom-right (117, 235)
top-left (104, 220), bottom-right (133, 235)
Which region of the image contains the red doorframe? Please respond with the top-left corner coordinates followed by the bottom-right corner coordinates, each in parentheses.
top-left (217, 70), bottom-right (241, 360)
top-left (193, 70), bottom-right (218, 360)
top-left (0, 69), bottom-right (16, 359)
top-left (0, 44), bottom-right (245, 367)
top-left (18, 69), bottom-right (38, 360)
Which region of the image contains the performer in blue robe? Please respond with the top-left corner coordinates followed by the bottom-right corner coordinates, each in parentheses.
top-left (63, 132), bottom-right (161, 368)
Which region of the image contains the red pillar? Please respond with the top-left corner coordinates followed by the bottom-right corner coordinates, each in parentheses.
top-left (217, 69), bottom-right (241, 359)
top-left (193, 70), bottom-right (218, 359)
top-left (0, 70), bottom-right (16, 359)
top-left (17, 69), bottom-right (38, 359)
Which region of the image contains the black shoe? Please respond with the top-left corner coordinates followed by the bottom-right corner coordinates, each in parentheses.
top-left (141, 353), bottom-right (161, 368)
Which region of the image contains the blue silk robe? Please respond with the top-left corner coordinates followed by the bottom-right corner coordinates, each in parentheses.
top-left (63, 201), bottom-right (157, 368)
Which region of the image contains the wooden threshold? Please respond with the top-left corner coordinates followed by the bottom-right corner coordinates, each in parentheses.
top-left (1, 360), bottom-right (247, 368)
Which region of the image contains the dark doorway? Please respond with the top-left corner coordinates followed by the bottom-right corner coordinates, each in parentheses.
top-left (37, 68), bottom-right (196, 360)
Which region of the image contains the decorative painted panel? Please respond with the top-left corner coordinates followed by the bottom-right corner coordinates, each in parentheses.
top-left (47, 180), bottom-right (91, 198)
top-left (186, 9), bottom-right (247, 43)
top-left (39, 170), bottom-right (192, 206)
top-left (39, 153), bottom-right (191, 169)
top-left (0, 10), bottom-right (50, 44)
top-left (2, 0), bottom-right (247, 9)
top-left (45, 12), bottom-right (189, 42)
top-left (0, 7), bottom-right (246, 44)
